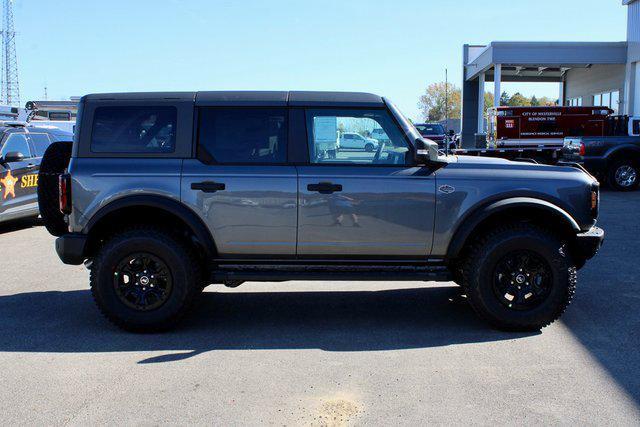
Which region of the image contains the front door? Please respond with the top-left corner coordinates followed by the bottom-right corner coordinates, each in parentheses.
top-left (181, 107), bottom-right (298, 257)
top-left (0, 132), bottom-right (39, 218)
top-left (298, 108), bottom-right (436, 258)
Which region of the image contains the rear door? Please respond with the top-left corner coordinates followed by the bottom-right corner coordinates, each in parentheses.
top-left (0, 131), bottom-right (39, 217)
top-left (28, 132), bottom-right (54, 161)
top-left (181, 107), bottom-right (298, 257)
top-left (297, 108), bottom-right (436, 258)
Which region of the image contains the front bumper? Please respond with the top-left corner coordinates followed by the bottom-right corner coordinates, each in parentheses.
top-left (574, 226), bottom-right (604, 260)
top-left (55, 233), bottom-right (88, 265)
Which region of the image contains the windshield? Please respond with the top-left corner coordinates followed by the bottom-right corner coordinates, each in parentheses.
top-left (415, 124), bottom-right (445, 135)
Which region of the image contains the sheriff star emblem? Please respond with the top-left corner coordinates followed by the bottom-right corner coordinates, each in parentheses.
top-left (0, 170), bottom-right (18, 199)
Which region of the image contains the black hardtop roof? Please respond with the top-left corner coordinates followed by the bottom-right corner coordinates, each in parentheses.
top-left (82, 91), bottom-right (385, 107)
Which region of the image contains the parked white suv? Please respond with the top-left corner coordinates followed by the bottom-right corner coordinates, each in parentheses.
top-left (338, 132), bottom-right (379, 152)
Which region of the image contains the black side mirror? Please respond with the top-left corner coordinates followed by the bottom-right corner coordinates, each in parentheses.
top-left (2, 151), bottom-right (24, 163)
top-left (448, 129), bottom-right (455, 136)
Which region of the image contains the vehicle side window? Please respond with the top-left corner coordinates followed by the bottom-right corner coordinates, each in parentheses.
top-left (1, 133), bottom-right (32, 158)
top-left (29, 133), bottom-right (52, 157)
top-left (48, 112), bottom-right (71, 121)
top-left (198, 108), bottom-right (287, 164)
top-left (306, 109), bottom-right (410, 165)
top-left (91, 106), bottom-right (177, 153)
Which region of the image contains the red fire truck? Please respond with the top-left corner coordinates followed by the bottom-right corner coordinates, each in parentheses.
top-left (487, 106), bottom-right (614, 147)
top-left (455, 106), bottom-right (630, 164)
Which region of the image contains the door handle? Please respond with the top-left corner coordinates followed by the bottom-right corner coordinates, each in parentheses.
top-left (307, 182), bottom-right (342, 194)
top-left (27, 163), bottom-right (37, 169)
top-left (191, 181), bottom-right (226, 193)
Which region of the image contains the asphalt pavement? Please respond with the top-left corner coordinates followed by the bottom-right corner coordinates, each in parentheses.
top-left (0, 191), bottom-right (638, 425)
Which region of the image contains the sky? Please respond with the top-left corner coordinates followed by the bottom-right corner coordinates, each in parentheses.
top-left (13, 0), bottom-right (628, 121)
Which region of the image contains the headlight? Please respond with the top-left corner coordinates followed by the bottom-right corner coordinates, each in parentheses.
top-left (590, 184), bottom-right (599, 218)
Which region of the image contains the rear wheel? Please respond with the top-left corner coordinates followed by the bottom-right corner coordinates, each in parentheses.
top-left (608, 159), bottom-right (639, 191)
top-left (37, 140), bottom-right (73, 236)
top-left (90, 227), bottom-right (202, 332)
top-left (462, 223), bottom-right (576, 331)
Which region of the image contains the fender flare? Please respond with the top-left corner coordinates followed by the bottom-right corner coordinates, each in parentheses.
top-left (84, 195), bottom-right (217, 258)
top-left (604, 144), bottom-right (640, 163)
top-left (446, 197), bottom-right (580, 259)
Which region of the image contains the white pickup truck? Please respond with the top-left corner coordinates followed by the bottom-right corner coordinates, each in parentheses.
top-left (338, 132), bottom-right (379, 151)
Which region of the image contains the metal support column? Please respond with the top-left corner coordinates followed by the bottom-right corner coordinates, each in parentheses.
top-left (477, 73), bottom-right (485, 133)
top-left (493, 64), bottom-right (502, 108)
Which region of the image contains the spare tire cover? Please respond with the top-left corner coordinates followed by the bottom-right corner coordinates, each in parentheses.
top-left (38, 141), bottom-right (72, 236)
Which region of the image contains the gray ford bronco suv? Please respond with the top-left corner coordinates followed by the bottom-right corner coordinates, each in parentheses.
top-left (39, 91), bottom-right (604, 332)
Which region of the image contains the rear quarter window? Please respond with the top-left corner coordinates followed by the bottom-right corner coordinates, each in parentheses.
top-left (91, 106), bottom-right (177, 153)
top-left (29, 133), bottom-right (53, 157)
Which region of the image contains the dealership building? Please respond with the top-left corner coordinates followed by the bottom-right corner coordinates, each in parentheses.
top-left (461, 0), bottom-right (640, 147)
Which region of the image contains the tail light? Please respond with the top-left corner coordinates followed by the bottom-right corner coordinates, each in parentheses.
top-left (579, 142), bottom-right (586, 157)
top-left (59, 173), bottom-right (72, 214)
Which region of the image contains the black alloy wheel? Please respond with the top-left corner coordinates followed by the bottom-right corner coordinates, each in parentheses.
top-left (113, 253), bottom-right (173, 311)
top-left (492, 250), bottom-right (552, 310)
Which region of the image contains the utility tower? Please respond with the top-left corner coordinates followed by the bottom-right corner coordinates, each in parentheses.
top-left (1, 0), bottom-right (19, 107)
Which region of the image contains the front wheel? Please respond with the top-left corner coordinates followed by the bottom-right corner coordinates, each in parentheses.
top-left (364, 143), bottom-right (375, 152)
top-left (90, 227), bottom-right (202, 332)
top-left (608, 159), bottom-right (639, 191)
top-left (462, 224), bottom-right (576, 331)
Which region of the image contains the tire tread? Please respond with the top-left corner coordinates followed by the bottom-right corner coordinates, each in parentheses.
top-left (461, 222), bottom-right (576, 331)
top-left (89, 226), bottom-right (202, 332)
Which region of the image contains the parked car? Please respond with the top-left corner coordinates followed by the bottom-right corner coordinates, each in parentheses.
top-left (338, 132), bottom-right (379, 151)
top-left (41, 91), bottom-right (603, 332)
top-left (562, 135), bottom-right (640, 191)
top-left (415, 123), bottom-right (456, 150)
top-left (0, 122), bottom-right (72, 223)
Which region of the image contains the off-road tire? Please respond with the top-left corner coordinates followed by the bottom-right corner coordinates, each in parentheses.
top-left (90, 227), bottom-right (202, 332)
top-left (37, 140), bottom-right (73, 236)
top-left (462, 223), bottom-right (576, 331)
top-left (607, 159), bottom-right (639, 191)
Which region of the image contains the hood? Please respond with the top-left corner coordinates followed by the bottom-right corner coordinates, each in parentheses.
top-left (422, 134), bottom-right (445, 141)
top-left (447, 154), bottom-right (597, 183)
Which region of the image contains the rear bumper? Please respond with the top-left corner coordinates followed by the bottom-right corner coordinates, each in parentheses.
top-left (574, 226), bottom-right (604, 260)
top-left (55, 233), bottom-right (88, 265)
